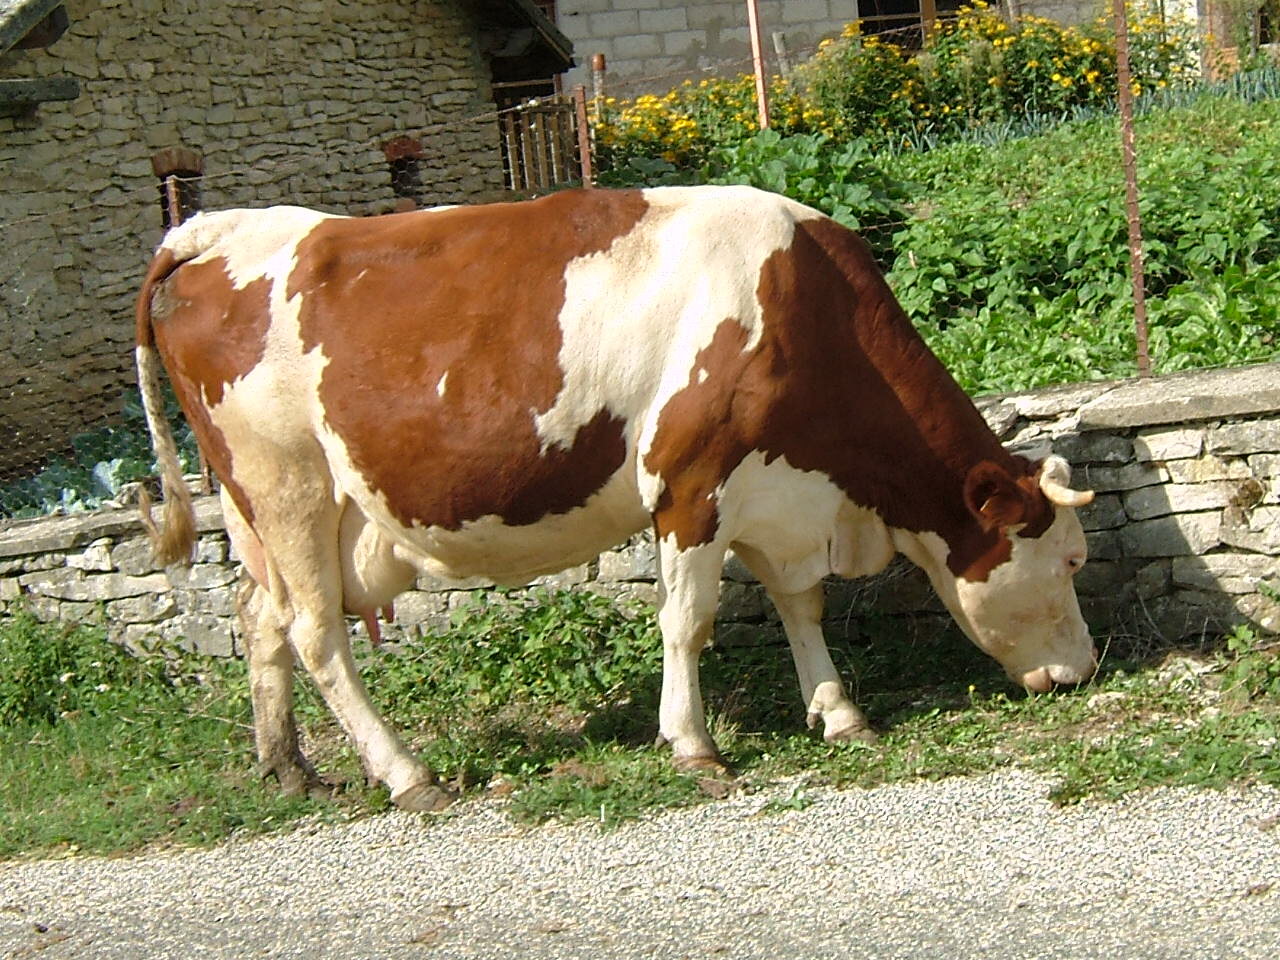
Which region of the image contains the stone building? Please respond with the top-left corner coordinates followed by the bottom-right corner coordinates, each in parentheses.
top-left (553, 0), bottom-right (1107, 96)
top-left (0, 0), bottom-right (571, 482)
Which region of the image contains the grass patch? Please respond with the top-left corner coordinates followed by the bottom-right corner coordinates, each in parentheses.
top-left (0, 614), bottom-right (377, 859)
top-left (2, 599), bottom-right (1277, 859)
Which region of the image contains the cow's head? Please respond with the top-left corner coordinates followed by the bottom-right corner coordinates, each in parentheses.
top-left (904, 455), bottom-right (1097, 692)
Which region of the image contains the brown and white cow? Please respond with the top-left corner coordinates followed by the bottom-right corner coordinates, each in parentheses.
top-left (135, 185), bottom-right (1096, 811)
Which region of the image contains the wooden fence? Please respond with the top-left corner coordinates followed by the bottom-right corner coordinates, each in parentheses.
top-left (499, 89), bottom-right (592, 193)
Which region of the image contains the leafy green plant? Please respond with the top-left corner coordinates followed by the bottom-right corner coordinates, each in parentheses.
top-left (0, 613), bottom-right (173, 725)
top-left (705, 130), bottom-right (911, 262)
top-left (1218, 624), bottom-right (1280, 700)
top-left (885, 93), bottom-right (1280, 391)
top-left (397, 588), bottom-right (663, 712)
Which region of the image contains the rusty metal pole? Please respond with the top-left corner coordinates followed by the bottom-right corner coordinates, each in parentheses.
top-left (1113, 0), bottom-right (1152, 378)
top-left (163, 176), bottom-right (185, 229)
top-left (591, 53), bottom-right (606, 122)
top-left (745, 0), bottom-right (771, 129)
top-left (574, 84), bottom-right (594, 187)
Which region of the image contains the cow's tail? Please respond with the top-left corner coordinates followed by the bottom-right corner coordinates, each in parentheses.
top-left (134, 238), bottom-right (198, 566)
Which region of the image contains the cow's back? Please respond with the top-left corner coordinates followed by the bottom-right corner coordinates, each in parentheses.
top-left (146, 188), bottom-right (838, 581)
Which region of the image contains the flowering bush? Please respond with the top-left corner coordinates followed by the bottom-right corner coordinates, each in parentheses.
top-left (593, 2), bottom-right (1203, 168)
top-left (1123, 2), bottom-right (1202, 94)
top-left (594, 74), bottom-right (819, 172)
top-left (794, 24), bottom-right (920, 143)
top-left (918, 7), bottom-right (1116, 126)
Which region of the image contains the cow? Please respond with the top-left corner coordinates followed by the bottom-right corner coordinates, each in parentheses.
top-left (134, 185), bottom-right (1097, 811)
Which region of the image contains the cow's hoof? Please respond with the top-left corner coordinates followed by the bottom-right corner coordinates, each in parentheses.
top-left (392, 781), bottom-right (457, 813)
top-left (825, 723), bottom-right (878, 745)
top-left (258, 754), bottom-right (325, 798)
top-left (673, 754), bottom-right (737, 778)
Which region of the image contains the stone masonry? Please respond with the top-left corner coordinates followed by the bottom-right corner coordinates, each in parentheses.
top-left (557, 0), bottom-right (861, 95)
top-left (0, 0), bottom-right (506, 480)
top-left (0, 362), bottom-right (1276, 658)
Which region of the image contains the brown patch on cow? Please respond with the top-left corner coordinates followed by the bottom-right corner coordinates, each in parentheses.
top-left (290, 190), bottom-right (647, 530)
top-left (149, 257), bottom-right (271, 526)
top-left (647, 319), bottom-right (755, 548)
top-left (644, 215), bottom-right (1057, 579)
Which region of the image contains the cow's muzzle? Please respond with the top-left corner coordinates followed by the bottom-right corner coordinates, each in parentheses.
top-left (1018, 647), bottom-right (1099, 693)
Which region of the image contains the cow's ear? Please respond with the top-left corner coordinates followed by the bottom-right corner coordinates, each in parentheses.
top-left (963, 460), bottom-right (1030, 531)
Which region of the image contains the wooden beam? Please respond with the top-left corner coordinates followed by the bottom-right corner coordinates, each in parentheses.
top-left (13, 3), bottom-right (66, 48)
top-left (0, 0), bottom-right (64, 54)
top-left (0, 76), bottom-right (79, 106)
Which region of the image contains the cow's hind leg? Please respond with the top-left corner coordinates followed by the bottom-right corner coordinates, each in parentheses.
top-left (732, 545), bottom-right (876, 743)
top-left (253, 496), bottom-right (453, 812)
top-left (237, 574), bottom-right (320, 796)
top-left (653, 536), bottom-right (732, 774)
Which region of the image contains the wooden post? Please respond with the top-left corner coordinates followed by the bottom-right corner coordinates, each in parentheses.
top-left (1113, 0), bottom-right (1152, 378)
top-left (745, 0), bottom-right (771, 129)
top-left (771, 31), bottom-right (792, 77)
top-left (502, 111), bottom-right (523, 191)
top-left (163, 176), bottom-right (185, 229)
top-left (574, 85), bottom-right (594, 187)
top-left (591, 53), bottom-right (607, 121)
top-left (921, 0), bottom-right (939, 41)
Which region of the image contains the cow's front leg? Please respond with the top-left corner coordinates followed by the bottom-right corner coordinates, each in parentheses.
top-left (654, 536), bottom-right (731, 773)
top-left (768, 583), bottom-right (877, 744)
top-left (237, 574), bottom-right (320, 796)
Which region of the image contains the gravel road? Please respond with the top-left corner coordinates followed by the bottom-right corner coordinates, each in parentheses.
top-left (2, 769), bottom-right (1278, 960)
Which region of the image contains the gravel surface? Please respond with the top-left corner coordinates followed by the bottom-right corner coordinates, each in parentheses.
top-left (2, 770), bottom-right (1278, 960)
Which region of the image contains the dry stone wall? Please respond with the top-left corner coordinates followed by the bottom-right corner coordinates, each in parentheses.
top-left (0, 363), bottom-right (1277, 657)
top-left (0, 0), bottom-right (504, 478)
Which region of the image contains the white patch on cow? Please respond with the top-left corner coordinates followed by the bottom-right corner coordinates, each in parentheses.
top-left (527, 186), bottom-right (823, 508)
top-left (895, 516), bottom-right (1095, 689)
top-left (309, 464), bottom-right (648, 589)
top-left (696, 368), bottom-right (708, 384)
top-left (435, 371), bottom-right (448, 398)
top-left (162, 207), bottom-right (335, 291)
top-left (714, 451), bottom-right (894, 594)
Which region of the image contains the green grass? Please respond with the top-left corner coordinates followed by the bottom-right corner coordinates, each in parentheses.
top-left (2, 596), bottom-right (1277, 859)
top-left (0, 614), bottom-right (381, 858)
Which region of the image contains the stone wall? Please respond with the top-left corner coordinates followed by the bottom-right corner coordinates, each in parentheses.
top-left (0, 0), bottom-right (505, 479)
top-left (556, 0), bottom-right (860, 94)
top-left (1, 363), bottom-right (1276, 657)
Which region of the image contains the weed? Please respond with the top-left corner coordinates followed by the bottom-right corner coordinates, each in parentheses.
top-left (759, 784), bottom-right (816, 815)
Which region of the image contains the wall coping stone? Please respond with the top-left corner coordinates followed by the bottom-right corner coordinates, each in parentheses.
top-left (1076, 362), bottom-right (1280, 429)
top-left (0, 496), bottom-right (223, 559)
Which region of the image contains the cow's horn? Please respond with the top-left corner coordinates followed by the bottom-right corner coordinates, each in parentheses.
top-left (1039, 455), bottom-right (1094, 507)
